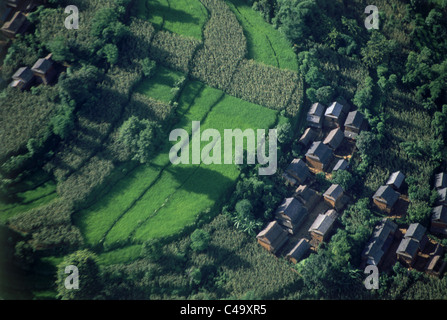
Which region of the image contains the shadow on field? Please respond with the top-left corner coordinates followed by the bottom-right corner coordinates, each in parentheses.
top-left (167, 165), bottom-right (235, 202)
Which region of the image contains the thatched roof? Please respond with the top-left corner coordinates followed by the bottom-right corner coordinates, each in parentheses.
top-left (432, 205), bottom-right (447, 224)
top-left (308, 210), bottom-right (337, 236)
top-left (332, 158), bottom-right (349, 172)
top-left (299, 127), bottom-right (318, 147)
top-left (362, 219), bottom-right (398, 266)
top-left (275, 197), bottom-right (308, 224)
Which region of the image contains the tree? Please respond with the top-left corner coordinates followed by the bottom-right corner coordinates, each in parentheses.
top-left (190, 229), bottom-right (210, 252)
top-left (118, 116), bottom-right (161, 164)
top-left (46, 36), bottom-right (74, 62)
top-left (141, 58), bottom-right (157, 78)
top-left (331, 169), bottom-right (355, 192)
top-left (56, 249), bottom-right (102, 300)
top-left (141, 239), bottom-right (163, 261)
top-left (356, 131), bottom-right (380, 160)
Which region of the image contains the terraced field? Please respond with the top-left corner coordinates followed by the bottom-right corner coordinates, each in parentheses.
top-left (77, 78), bottom-right (282, 254)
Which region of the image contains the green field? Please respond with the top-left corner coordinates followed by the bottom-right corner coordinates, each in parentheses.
top-left (77, 75), bottom-right (282, 251)
top-left (226, 0), bottom-right (298, 71)
top-left (132, 0), bottom-right (209, 40)
top-left (135, 65), bottom-right (185, 103)
top-left (0, 177), bottom-right (57, 225)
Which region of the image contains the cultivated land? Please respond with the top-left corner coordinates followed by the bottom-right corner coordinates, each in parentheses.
top-left (77, 78), bottom-right (282, 254)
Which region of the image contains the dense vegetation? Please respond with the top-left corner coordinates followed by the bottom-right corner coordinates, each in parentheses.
top-left (1, 0), bottom-right (446, 300)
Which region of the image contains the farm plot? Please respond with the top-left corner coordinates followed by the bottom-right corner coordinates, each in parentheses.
top-left (0, 174), bottom-right (58, 225)
top-left (132, 0), bottom-right (209, 40)
top-left (78, 76), bottom-right (282, 251)
top-left (226, 0), bottom-right (298, 71)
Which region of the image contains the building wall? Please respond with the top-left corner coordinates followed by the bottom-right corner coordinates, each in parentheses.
top-left (373, 198), bottom-right (392, 214)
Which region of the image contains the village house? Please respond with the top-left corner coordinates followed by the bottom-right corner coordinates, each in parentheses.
top-left (323, 184), bottom-right (344, 209)
top-left (362, 218), bottom-right (398, 268)
top-left (298, 127), bottom-right (319, 148)
top-left (323, 127), bottom-right (344, 150)
top-left (344, 110), bottom-right (367, 140)
top-left (294, 184), bottom-right (320, 213)
top-left (283, 158), bottom-right (310, 186)
top-left (286, 238), bottom-right (310, 264)
top-left (305, 141), bottom-right (333, 172)
top-left (1, 11), bottom-right (29, 38)
top-left (324, 101), bottom-right (349, 129)
top-left (308, 209), bottom-right (338, 244)
top-left (31, 54), bottom-right (57, 85)
top-left (256, 221), bottom-right (289, 254)
top-left (307, 102), bottom-right (326, 129)
top-left (386, 171), bottom-right (405, 191)
top-left (425, 244), bottom-right (446, 277)
top-left (332, 158), bottom-right (349, 172)
top-left (430, 205), bottom-right (447, 236)
top-left (434, 172), bottom-right (447, 190)
top-left (437, 187), bottom-right (447, 206)
top-left (9, 66), bottom-right (34, 90)
top-left (396, 223), bottom-right (427, 267)
top-left (274, 197), bottom-right (308, 235)
top-left (372, 185), bottom-right (400, 214)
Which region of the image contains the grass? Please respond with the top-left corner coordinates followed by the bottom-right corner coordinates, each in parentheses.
top-left (133, 0), bottom-right (208, 40)
top-left (78, 74), bottom-right (283, 252)
top-left (134, 65), bottom-right (185, 103)
top-left (0, 179), bottom-right (58, 225)
top-left (226, 0), bottom-right (298, 71)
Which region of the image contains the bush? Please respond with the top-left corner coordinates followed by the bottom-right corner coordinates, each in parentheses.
top-left (190, 229), bottom-right (211, 252)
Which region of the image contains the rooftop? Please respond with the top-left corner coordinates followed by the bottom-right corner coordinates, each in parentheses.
top-left (325, 101), bottom-right (349, 119)
top-left (344, 110), bottom-right (365, 129)
top-left (435, 173), bottom-right (447, 189)
top-left (323, 127), bottom-right (344, 149)
top-left (405, 223), bottom-right (426, 242)
top-left (306, 141), bottom-right (333, 165)
top-left (432, 205), bottom-right (447, 223)
top-left (386, 171), bottom-right (405, 189)
top-left (324, 184), bottom-right (344, 201)
top-left (373, 185), bottom-right (400, 207)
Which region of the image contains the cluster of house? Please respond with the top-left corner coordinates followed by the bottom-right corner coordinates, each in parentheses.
top-left (431, 172), bottom-right (447, 237)
top-left (256, 101), bottom-right (363, 264)
top-left (0, 0), bottom-right (43, 39)
top-left (361, 171), bottom-right (447, 277)
top-left (9, 53), bottom-right (58, 90)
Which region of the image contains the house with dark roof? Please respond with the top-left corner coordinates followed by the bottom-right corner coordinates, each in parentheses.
top-left (305, 141), bottom-right (333, 172)
top-left (437, 188), bottom-right (447, 206)
top-left (396, 238), bottom-right (420, 267)
top-left (344, 110), bottom-right (367, 140)
top-left (298, 127), bottom-right (319, 148)
top-left (323, 127), bottom-right (344, 150)
top-left (362, 218), bottom-right (398, 268)
top-left (323, 184), bottom-right (344, 209)
top-left (286, 238), bottom-right (310, 264)
top-left (256, 221), bottom-right (289, 254)
top-left (386, 171), bottom-right (405, 190)
top-left (332, 158), bottom-right (349, 172)
top-left (9, 66), bottom-right (34, 90)
top-left (430, 205), bottom-right (447, 236)
top-left (307, 102), bottom-right (326, 129)
top-left (275, 197), bottom-right (308, 234)
top-left (396, 223), bottom-right (427, 266)
top-left (434, 172), bottom-right (447, 190)
top-left (373, 185), bottom-right (400, 214)
top-left (324, 101), bottom-right (349, 129)
top-left (31, 54), bottom-right (57, 85)
top-left (294, 185), bottom-right (320, 212)
top-left (284, 158), bottom-right (310, 186)
top-left (308, 209), bottom-right (338, 244)
top-left (1, 11), bottom-right (29, 38)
